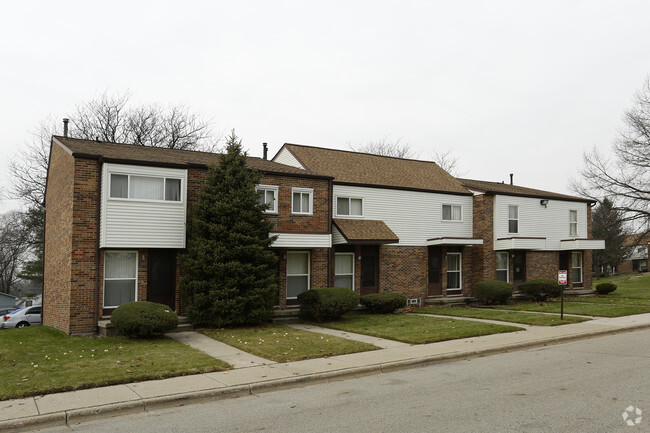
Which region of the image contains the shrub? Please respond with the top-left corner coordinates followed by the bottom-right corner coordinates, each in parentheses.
top-left (596, 282), bottom-right (617, 295)
top-left (111, 301), bottom-right (179, 338)
top-left (473, 280), bottom-right (513, 305)
top-left (360, 293), bottom-right (407, 313)
top-left (518, 279), bottom-right (562, 302)
top-left (298, 287), bottom-right (359, 321)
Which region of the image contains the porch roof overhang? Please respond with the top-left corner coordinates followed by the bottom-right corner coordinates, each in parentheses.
top-left (332, 219), bottom-right (399, 245)
top-left (426, 237), bottom-right (484, 247)
top-left (494, 237), bottom-right (546, 251)
top-left (559, 239), bottom-right (606, 251)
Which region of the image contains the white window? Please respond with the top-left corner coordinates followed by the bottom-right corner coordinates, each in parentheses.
top-left (335, 253), bottom-right (355, 290)
top-left (442, 204), bottom-right (462, 221)
top-left (572, 252), bottom-right (583, 284)
top-left (336, 197), bottom-right (363, 216)
top-left (256, 185), bottom-right (278, 213)
top-left (104, 251), bottom-right (137, 308)
top-left (446, 253), bottom-right (462, 291)
top-left (496, 252), bottom-right (509, 282)
top-left (569, 210), bottom-right (578, 236)
top-left (287, 251), bottom-right (310, 298)
top-left (109, 173), bottom-right (182, 202)
top-left (508, 205), bottom-right (519, 234)
top-left (292, 188), bottom-right (313, 215)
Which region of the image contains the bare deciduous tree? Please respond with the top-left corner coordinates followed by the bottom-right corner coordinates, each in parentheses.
top-left (572, 77), bottom-right (650, 227)
top-left (0, 212), bottom-right (31, 294)
top-left (347, 136), bottom-right (418, 159)
top-left (431, 149), bottom-right (466, 177)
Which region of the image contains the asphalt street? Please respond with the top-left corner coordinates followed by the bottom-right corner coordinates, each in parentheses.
top-left (35, 328), bottom-right (650, 433)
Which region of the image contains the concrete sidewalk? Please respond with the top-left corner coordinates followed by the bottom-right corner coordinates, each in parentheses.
top-left (3, 313), bottom-right (650, 431)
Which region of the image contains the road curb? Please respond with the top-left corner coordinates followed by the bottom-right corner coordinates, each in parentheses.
top-left (3, 322), bottom-right (650, 431)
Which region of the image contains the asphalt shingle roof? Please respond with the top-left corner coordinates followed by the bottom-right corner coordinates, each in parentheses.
top-left (333, 219), bottom-right (399, 244)
top-left (280, 144), bottom-right (471, 195)
top-left (459, 178), bottom-right (594, 203)
top-left (54, 136), bottom-right (325, 177)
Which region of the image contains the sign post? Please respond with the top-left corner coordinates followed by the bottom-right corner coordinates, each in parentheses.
top-left (558, 270), bottom-right (567, 319)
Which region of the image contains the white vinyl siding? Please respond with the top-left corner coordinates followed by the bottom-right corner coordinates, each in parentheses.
top-left (333, 185), bottom-right (473, 246)
top-left (273, 148), bottom-right (305, 169)
top-left (494, 195), bottom-right (590, 251)
top-left (101, 163), bottom-right (187, 248)
top-left (270, 233), bottom-right (331, 248)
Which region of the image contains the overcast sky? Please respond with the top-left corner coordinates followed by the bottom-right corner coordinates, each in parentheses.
top-left (2, 0), bottom-right (650, 212)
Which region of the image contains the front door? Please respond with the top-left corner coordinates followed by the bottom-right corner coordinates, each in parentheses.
top-left (148, 249), bottom-right (176, 310)
top-left (428, 246), bottom-right (442, 296)
top-left (513, 251), bottom-right (526, 285)
top-left (360, 246), bottom-right (379, 295)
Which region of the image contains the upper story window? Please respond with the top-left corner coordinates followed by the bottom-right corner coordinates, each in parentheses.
top-left (508, 205), bottom-right (519, 234)
top-left (442, 204), bottom-right (462, 221)
top-left (110, 174), bottom-right (182, 202)
top-left (569, 210), bottom-right (578, 236)
top-left (336, 197), bottom-right (363, 216)
top-left (256, 185), bottom-right (278, 213)
top-left (292, 188), bottom-right (313, 215)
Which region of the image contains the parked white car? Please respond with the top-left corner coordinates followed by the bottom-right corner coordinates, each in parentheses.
top-left (0, 306), bottom-right (42, 328)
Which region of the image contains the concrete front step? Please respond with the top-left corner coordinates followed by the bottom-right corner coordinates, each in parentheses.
top-left (272, 308), bottom-right (301, 324)
top-left (425, 296), bottom-right (474, 306)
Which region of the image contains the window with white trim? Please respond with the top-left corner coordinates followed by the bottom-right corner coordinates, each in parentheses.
top-left (110, 174), bottom-right (182, 202)
top-left (292, 188), bottom-right (313, 215)
top-left (335, 253), bottom-right (355, 290)
top-left (572, 252), bottom-right (583, 284)
top-left (446, 253), bottom-right (462, 291)
top-left (496, 252), bottom-right (509, 282)
top-left (442, 204), bottom-right (462, 221)
top-left (336, 197), bottom-right (363, 216)
top-left (103, 251), bottom-right (137, 308)
top-left (569, 210), bottom-right (578, 236)
top-left (256, 185), bottom-right (278, 213)
top-left (508, 205), bottom-right (519, 234)
top-left (287, 251), bottom-right (310, 298)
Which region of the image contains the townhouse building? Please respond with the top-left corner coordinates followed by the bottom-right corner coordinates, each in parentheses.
top-left (460, 179), bottom-right (605, 292)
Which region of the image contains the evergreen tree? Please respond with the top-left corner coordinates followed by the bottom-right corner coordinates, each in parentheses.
top-left (180, 132), bottom-right (278, 327)
top-left (592, 197), bottom-right (628, 275)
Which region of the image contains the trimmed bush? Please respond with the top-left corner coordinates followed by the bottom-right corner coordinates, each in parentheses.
top-left (298, 287), bottom-right (359, 321)
top-left (596, 282), bottom-right (617, 295)
top-left (518, 279), bottom-right (562, 302)
top-left (111, 301), bottom-right (179, 338)
top-left (360, 293), bottom-right (407, 314)
top-left (473, 280), bottom-right (513, 305)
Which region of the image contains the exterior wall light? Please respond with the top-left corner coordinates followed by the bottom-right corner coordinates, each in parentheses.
top-left (540, 199), bottom-right (549, 207)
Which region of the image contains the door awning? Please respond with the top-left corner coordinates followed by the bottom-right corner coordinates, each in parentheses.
top-left (332, 219), bottom-right (399, 245)
top-left (426, 237), bottom-right (484, 247)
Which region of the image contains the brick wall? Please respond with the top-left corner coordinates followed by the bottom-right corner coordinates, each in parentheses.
top-left (43, 143), bottom-right (74, 332)
top-left (379, 246), bottom-right (427, 300)
top-left (526, 251), bottom-right (559, 280)
top-left (471, 195), bottom-right (496, 283)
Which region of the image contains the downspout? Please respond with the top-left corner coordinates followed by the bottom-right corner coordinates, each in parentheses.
top-left (94, 157), bottom-right (103, 331)
top-left (328, 179), bottom-right (334, 287)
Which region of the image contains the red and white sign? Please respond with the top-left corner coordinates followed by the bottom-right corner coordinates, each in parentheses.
top-left (558, 270), bottom-right (567, 285)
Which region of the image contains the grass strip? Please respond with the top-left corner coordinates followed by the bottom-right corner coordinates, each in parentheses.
top-left (0, 326), bottom-right (229, 401)
top-left (414, 306), bottom-right (590, 326)
top-left (198, 324), bottom-right (379, 363)
top-left (498, 302), bottom-right (650, 317)
top-left (320, 314), bottom-right (522, 344)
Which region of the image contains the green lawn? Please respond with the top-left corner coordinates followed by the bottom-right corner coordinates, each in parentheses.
top-left (414, 306), bottom-right (590, 326)
top-left (198, 324), bottom-right (379, 363)
top-left (0, 326), bottom-right (229, 401)
top-left (319, 314), bottom-right (523, 344)
top-left (498, 302), bottom-right (650, 317)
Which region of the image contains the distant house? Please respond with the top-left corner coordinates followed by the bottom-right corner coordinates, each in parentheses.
top-left (0, 292), bottom-right (17, 310)
top-left (459, 179), bottom-right (605, 293)
top-left (618, 234), bottom-right (649, 274)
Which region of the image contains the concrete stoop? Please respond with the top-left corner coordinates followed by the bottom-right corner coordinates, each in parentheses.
top-left (272, 308), bottom-right (301, 324)
top-left (425, 296), bottom-right (473, 306)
